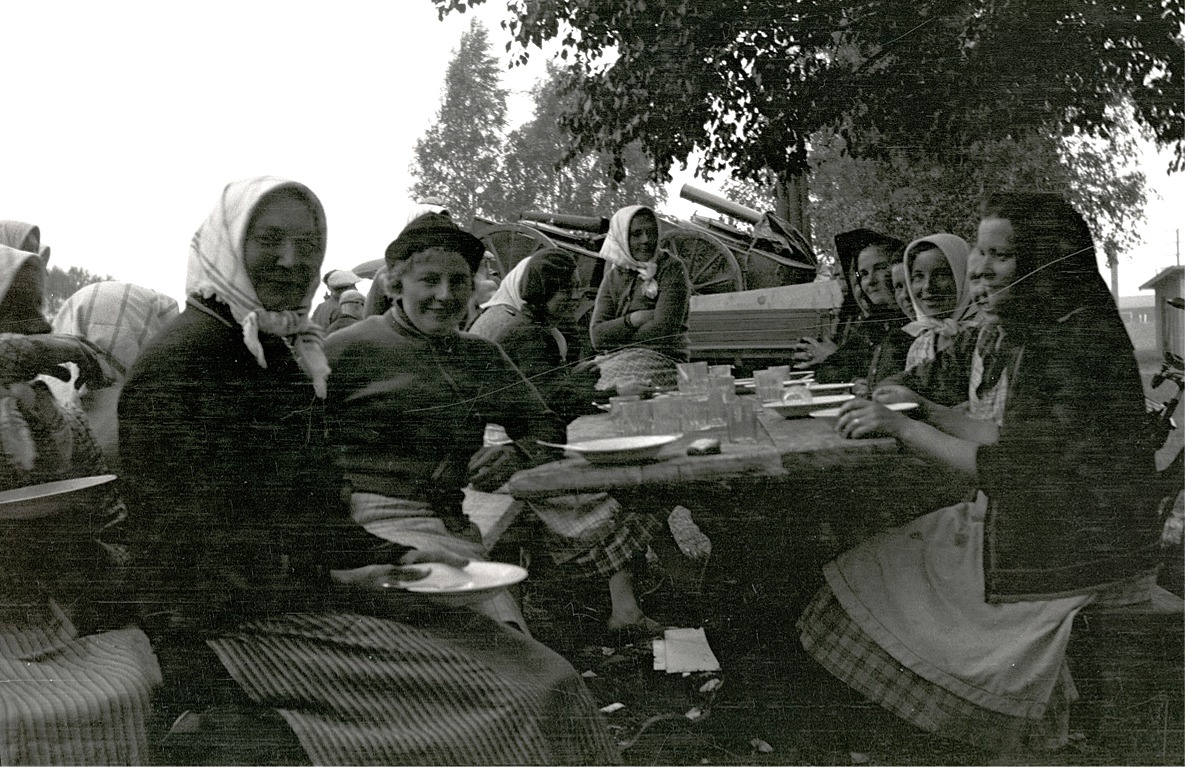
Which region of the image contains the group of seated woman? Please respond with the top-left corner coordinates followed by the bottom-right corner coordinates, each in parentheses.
top-left (0, 180), bottom-right (1164, 763)
top-left (793, 193), bottom-right (1164, 754)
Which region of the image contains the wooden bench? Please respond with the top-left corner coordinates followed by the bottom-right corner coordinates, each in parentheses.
top-left (1067, 584), bottom-right (1184, 749)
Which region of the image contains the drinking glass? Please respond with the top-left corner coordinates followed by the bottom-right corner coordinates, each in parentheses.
top-left (609, 395), bottom-right (642, 436)
top-left (754, 369), bottom-right (785, 403)
top-left (727, 400), bottom-right (759, 443)
top-left (649, 395), bottom-right (683, 434)
top-left (676, 361), bottom-right (709, 394)
top-left (611, 398), bottom-right (649, 436)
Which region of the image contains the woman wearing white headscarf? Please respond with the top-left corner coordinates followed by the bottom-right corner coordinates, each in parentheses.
top-left (589, 205), bottom-right (690, 391)
top-left (118, 177), bottom-right (618, 765)
top-left (901, 233), bottom-right (976, 370)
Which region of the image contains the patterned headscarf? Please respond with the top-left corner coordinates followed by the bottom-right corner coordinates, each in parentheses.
top-left (598, 205), bottom-right (672, 299)
top-left (186, 176), bottom-right (330, 398)
top-left (52, 281), bottom-right (180, 381)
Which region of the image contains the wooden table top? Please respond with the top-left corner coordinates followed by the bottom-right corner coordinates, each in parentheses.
top-left (505, 402), bottom-right (901, 499)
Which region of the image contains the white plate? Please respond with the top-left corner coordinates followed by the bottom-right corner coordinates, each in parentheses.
top-left (387, 561), bottom-right (528, 595)
top-left (804, 382), bottom-right (855, 394)
top-left (538, 434), bottom-right (682, 465)
top-left (809, 402), bottom-right (920, 418)
top-left (764, 394), bottom-right (855, 418)
top-left (0, 475), bottom-right (117, 521)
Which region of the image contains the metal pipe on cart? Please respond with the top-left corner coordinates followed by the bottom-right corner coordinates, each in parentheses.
top-left (679, 184), bottom-right (763, 224)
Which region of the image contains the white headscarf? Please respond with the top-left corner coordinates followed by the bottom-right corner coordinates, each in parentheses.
top-left (598, 205), bottom-right (671, 299)
top-left (186, 176), bottom-right (331, 398)
top-left (477, 255), bottom-right (568, 358)
top-left (480, 257), bottom-right (529, 312)
top-left (903, 233), bottom-right (975, 338)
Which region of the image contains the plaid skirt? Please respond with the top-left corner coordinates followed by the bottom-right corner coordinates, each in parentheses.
top-left (798, 496), bottom-right (1156, 754)
top-left (594, 348), bottom-right (679, 391)
top-left (208, 610), bottom-right (620, 765)
top-left (527, 493), bottom-right (660, 579)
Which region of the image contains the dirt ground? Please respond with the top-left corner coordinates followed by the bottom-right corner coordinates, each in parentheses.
top-left (506, 486), bottom-right (1184, 766)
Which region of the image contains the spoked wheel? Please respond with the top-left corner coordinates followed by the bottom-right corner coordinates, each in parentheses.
top-left (659, 228), bottom-right (745, 295)
top-left (477, 224), bottom-right (557, 282)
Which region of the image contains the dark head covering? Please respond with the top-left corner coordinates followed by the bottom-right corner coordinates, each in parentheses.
top-left (834, 228), bottom-right (906, 318)
top-left (521, 249), bottom-right (578, 310)
top-left (384, 213), bottom-right (484, 273)
top-left (0, 245), bottom-right (51, 335)
top-left (980, 191), bottom-right (1111, 334)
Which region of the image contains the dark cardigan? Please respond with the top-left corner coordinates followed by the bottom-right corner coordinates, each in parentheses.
top-left (470, 306), bottom-right (600, 424)
top-left (324, 309), bottom-right (566, 514)
top-left (118, 298), bottom-right (408, 637)
top-left (979, 301), bottom-right (1162, 600)
top-left (589, 256), bottom-right (690, 361)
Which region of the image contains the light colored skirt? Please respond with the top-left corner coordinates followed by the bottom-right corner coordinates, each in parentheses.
top-left (594, 348), bottom-right (679, 391)
top-left (0, 599), bottom-right (162, 765)
top-left (798, 494), bottom-right (1154, 753)
top-left (207, 610), bottom-right (620, 765)
top-left (351, 492), bottom-right (529, 632)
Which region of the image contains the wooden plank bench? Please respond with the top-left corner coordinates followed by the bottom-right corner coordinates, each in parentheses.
top-left (1067, 584), bottom-right (1184, 750)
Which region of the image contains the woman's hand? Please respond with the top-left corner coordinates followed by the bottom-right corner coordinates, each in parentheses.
top-left (329, 549), bottom-right (470, 590)
top-left (0, 334), bottom-right (109, 388)
top-left (850, 377), bottom-right (870, 398)
top-left (871, 384), bottom-right (922, 406)
top-left (626, 310), bottom-right (655, 329)
top-left (834, 398), bottom-right (910, 440)
top-left (790, 337), bottom-right (836, 368)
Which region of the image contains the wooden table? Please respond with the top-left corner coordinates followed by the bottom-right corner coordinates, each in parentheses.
top-left (506, 405), bottom-right (902, 499)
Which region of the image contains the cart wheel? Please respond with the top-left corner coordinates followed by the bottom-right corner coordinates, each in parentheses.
top-left (478, 224), bottom-right (557, 282)
top-left (659, 228), bottom-right (745, 295)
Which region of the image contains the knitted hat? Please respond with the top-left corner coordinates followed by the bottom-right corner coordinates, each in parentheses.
top-left (384, 213), bottom-right (484, 272)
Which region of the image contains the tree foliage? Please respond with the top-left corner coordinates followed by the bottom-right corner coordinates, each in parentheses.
top-left (409, 17), bottom-right (509, 223)
top-left (718, 125), bottom-right (1146, 270)
top-left (431, 0), bottom-right (1183, 186)
top-left (501, 61), bottom-right (666, 217)
top-left (43, 265), bottom-right (112, 318)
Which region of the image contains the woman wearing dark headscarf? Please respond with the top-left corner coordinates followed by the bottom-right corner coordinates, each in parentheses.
top-left (470, 249), bottom-right (663, 634)
top-left (119, 180), bottom-right (618, 765)
top-left (0, 246), bottom-right (161, 764)
top-left (799, 193), bottom-right (1162, 755)
top-left (589, 205), bottom-right (690, 392)
top-left (808, 229), bottom-right (912, 387)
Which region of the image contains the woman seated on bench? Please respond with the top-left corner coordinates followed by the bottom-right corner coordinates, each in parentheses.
top-left (118, 178), bottom-right (618, 765)
top-left (470, 249), bottom-right (664, 635)
top-left (799, 192), bottom-right (1163, 755)
top-left (589, 205), bottom-right (690, 392)
top-left (0, 246), bottom-right (160, 764)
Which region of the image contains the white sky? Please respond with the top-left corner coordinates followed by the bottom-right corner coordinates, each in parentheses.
top-left (3, 1), bottom-right (1180, 307)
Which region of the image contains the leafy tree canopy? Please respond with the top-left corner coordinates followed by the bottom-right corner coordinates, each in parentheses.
top-left (502, 61), bottom-right (666, 217)
top-left (720, 123), bottom-right (1146, 268)
top-left (410, 17), bottom-right (510, 222)
top-left (432, 0), bottom-right (1183, 184)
